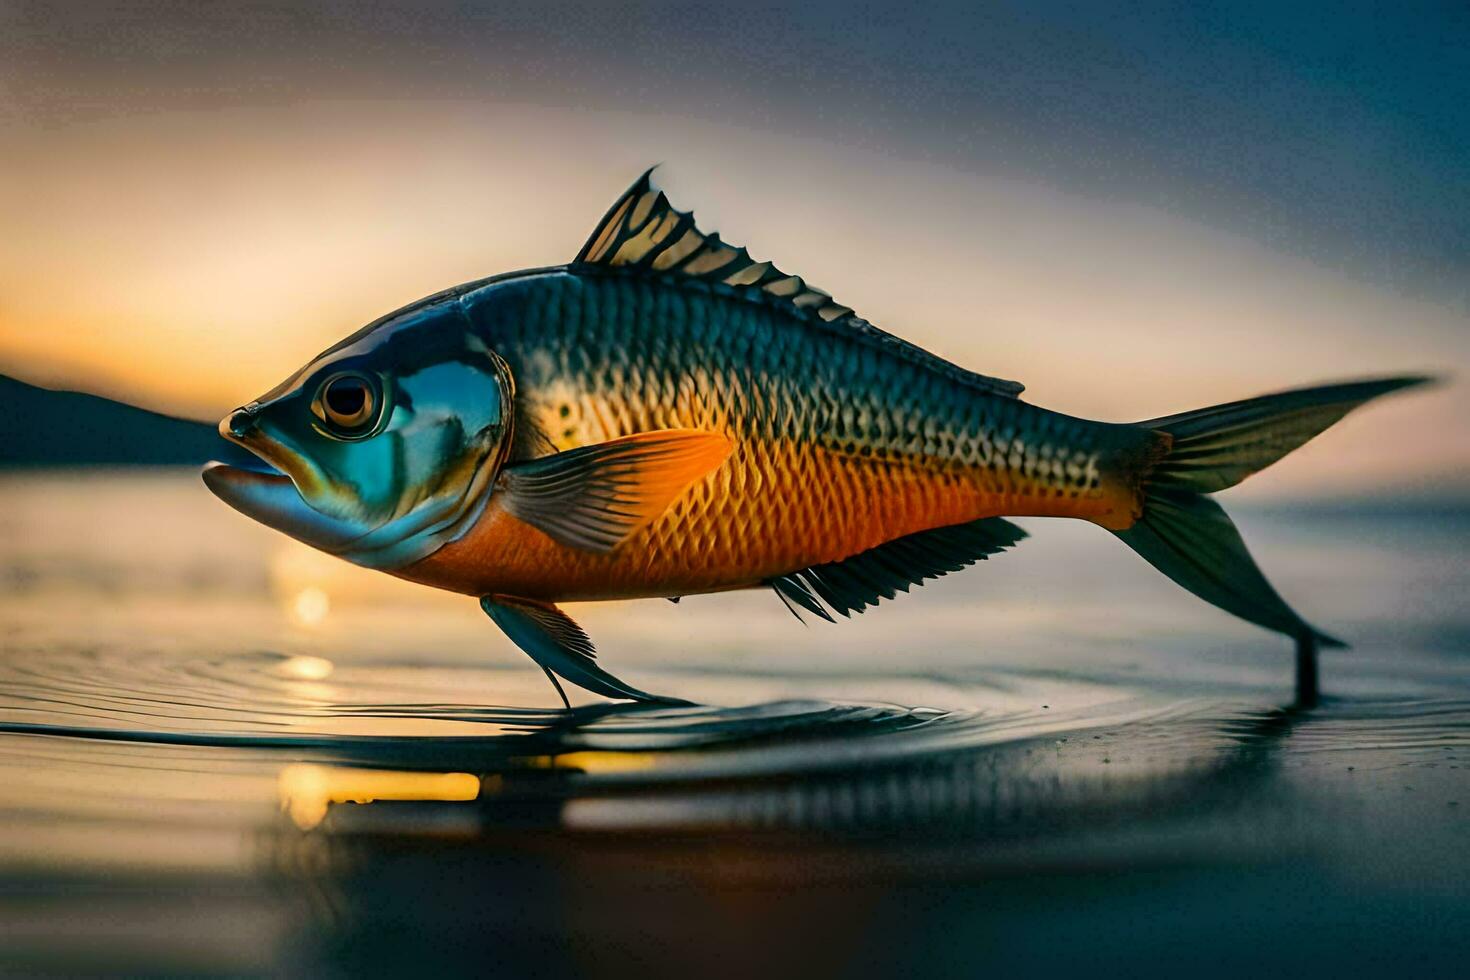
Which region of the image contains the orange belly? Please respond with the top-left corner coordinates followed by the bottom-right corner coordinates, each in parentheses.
top-left (393, 435), bottom-right (1136, 602)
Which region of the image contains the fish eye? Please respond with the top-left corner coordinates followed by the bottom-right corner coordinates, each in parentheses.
top-left (312, 371), bottom-right (383, 438)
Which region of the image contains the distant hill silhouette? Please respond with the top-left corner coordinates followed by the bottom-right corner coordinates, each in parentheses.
top-left (0, 374), bottom-right (255, 467)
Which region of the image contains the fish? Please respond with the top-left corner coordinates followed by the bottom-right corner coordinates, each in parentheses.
top-left (204, 169), bottom-right (1431, 706)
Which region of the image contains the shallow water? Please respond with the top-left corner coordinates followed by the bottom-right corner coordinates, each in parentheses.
top-left (1, 469), bottom-right (1467, 976)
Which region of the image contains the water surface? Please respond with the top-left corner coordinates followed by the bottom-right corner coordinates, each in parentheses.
top-left (1, 470), bottom-right (1466, 976)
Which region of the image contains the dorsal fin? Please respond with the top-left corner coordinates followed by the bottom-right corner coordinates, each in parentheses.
top-left (574, 169), bottom-right (1026, 400)
top-left (768, 517), bottom-right (1028, 621)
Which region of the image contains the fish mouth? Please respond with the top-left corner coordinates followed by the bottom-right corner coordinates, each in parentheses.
top-left (202, 458), bottom-right (367, 552)
top-left (205, 403), bottom-right (503, 570)
top-left (205, 403), bottom-right (367, 552)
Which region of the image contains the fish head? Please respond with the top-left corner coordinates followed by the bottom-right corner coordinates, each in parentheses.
top-left (203, 298), bottom-right (515, 569)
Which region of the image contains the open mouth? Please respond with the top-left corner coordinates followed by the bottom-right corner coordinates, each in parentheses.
top-left (202, 457), bottom-right (365, 552)
top-left (201, 455), bottom-right (287, 494)
top-left (203, 408), bottom-right (500, 570)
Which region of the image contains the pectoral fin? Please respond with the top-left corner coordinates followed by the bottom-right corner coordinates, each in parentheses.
top-left (497, 429), bottom-right (731, 552)
top-left (480, 595), bottom-right (678, 703)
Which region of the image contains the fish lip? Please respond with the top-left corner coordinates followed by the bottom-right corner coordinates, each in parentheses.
top-left (206, 455), bottom-right (283, 478)
top-left (201, 458), bottom-right (365, 552)
top-left (201, 457), bottom-right (287, 485)
top-left (204, 418), bottom-right (300, 504)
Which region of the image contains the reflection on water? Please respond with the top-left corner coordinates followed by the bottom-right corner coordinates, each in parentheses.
top-left (1, 470), bottom-right (1468, 975)
top-left (280, 764), bottom-right (480, 830)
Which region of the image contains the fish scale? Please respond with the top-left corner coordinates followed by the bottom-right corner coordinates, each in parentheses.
top-left (403, 269), bottom-right (1139, 601)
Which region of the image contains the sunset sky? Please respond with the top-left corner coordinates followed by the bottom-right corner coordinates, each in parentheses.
top-left (3, 2), bottom-right (1466, 500)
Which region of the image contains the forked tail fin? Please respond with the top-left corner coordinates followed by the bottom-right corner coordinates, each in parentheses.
top-left (1114, 376), bottom-right (1433, 647)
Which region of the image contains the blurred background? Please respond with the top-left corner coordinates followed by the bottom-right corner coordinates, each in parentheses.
top-left (3, 1), bottom-right (1467, 497)
top-left (2, 3), bottom-right (1468, 975)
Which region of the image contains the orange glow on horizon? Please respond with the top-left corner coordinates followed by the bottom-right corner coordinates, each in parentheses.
top-left (3, 102), bottom-right (1465, 496)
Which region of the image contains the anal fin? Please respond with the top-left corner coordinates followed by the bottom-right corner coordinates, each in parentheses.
top-left (768, 517), bottom-right (1027, 620)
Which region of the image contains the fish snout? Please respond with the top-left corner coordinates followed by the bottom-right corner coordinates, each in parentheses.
top-left (222, 404), bottom-right (259, 440)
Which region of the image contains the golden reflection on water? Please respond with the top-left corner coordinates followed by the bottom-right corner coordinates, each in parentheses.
top-left (278, 755), bottom-right (665, 833)
top-left (266, 539), bottom-right (468, 629)
top-left (527, 751), bottom-right (661, 774)
top-left (274, 655), bottom-right (335, 681)
top-left (279, 764), bottom-right (480, 830)
top-left (288, 588), bottom-right (331, 628)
